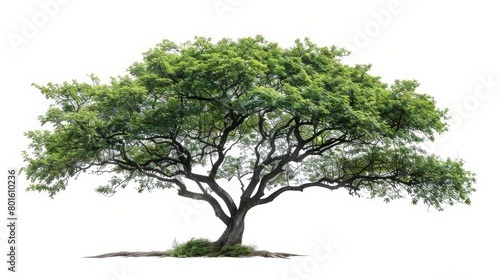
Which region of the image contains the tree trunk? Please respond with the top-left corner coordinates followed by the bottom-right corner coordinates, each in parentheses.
top-left (215, 210), bottom-right (247, 247)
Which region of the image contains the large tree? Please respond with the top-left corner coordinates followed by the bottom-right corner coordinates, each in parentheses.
top-left (23, 36), bottom-right (476, 248)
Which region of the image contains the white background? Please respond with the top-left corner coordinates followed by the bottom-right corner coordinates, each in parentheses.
top-left (1, 0), bottom-right (499, 279)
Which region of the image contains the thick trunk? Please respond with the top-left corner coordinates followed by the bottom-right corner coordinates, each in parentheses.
top-left (215, 211), bottom-right (247, 247)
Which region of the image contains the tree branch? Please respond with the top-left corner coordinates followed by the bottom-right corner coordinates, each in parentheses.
top-left (190, 173), bottom-right (237, 216)
top-left (175, 178), bottom-right (231, 226)
top-left (253, 178), bottom-right (356, 206)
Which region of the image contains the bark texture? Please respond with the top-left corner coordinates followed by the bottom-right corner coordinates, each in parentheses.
top-left (214, 210), bottom-right (247, 247)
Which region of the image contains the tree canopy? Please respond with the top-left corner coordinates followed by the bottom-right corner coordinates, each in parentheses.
top-left (22, 35), bottom-right (476, 246)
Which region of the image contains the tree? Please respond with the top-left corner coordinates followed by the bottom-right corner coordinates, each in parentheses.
top-left (22, 36), bottom-right (476, 248)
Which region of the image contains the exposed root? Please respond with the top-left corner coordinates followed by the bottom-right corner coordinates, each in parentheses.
top-left (251, 250), bottom-right (303, 258)
top-left (84, 250), bottom-right (303, 259)
top-left (84, 251), bottom-right (167, 258)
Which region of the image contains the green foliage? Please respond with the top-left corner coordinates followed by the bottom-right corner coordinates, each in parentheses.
top-left (220, 244), bottom-right (255, 257)
top-left (166, 238), bottom-right (255, 257)
top-left (22, 35), bottom-right (476, 213)
top-left (168, 238), bottom-right (215, 258)
top-left (167, 238), bottom-right (255, 258)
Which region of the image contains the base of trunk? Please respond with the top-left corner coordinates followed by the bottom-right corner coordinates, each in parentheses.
top-left (215, 214), bottom-right (246, 247)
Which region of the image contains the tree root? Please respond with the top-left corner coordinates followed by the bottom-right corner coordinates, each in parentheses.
top-left (250, 250), bottom-right (303, 258)
top-left (84, 251), bottom-right (167, 258)
top-left (84, 250), bottom-right (303, 259)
